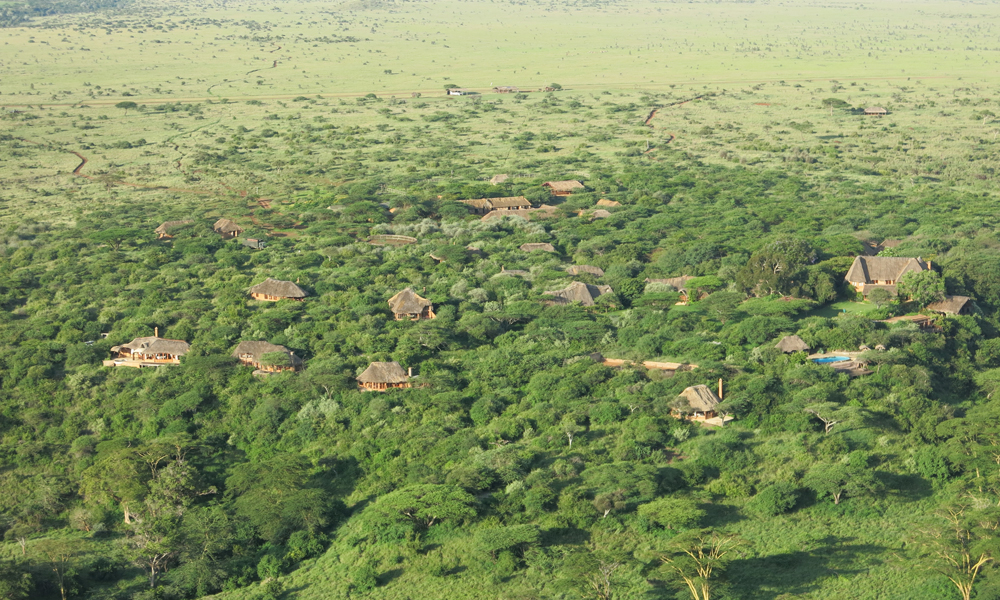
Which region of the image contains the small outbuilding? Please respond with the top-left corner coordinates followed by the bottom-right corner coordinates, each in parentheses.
top-left (358, 361), bottom-right (412, 391)
top-left (672, 385), bottom-right (721, 421)
top-left (461, 196), bottom-right (532, 215)
top-left (489, 174), bottom-right (510, 185)
top-left (388, 288), bottom-right (435, 320)
top-left (864, 107), bottom-right (888, 116)
top-left (154, 220), bottom-right (193, 239)
top-left (249, 278), bottom-right (308, 302)
top-left (926, 295), bottom-right (974, 316)
top-left (545, 281), bottom-right (614, 306)
top-left (242, 238), bottom-right (266, 250)
top-left (596, 199), bottom-right (621, 207)
top-left (567, 265), bottom-right (605, 277)
top-left (590, 209), bottom-right (612, 219)
top-left (543, 180), bottom-right (585, 196)
top-left (232, 341), bottom-right (302, 373)
top-left (520, 242), bottom-right (556, 253)
top-left (775, 335), bottom-right (810, 353)
top-left (213, 218), bottom-right (244, 238)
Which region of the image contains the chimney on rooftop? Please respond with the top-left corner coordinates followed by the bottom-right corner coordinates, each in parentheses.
top-left (718, 378), bottom-right (723, 401)
top-left (408, 367), bottom-right (413, 377)
top-left (155, 327), bottom-right (159, 338)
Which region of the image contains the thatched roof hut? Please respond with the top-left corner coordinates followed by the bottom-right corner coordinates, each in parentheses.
top-left (249, 278), bottom-right (308, 301)
top-left (232, 341), bottom-right (302, 371)
top-left (645, 275), bottom-right (695, 292)
top-left (677, 385), bottom-right (721, 413)
top-left (596, 199), bottom-right (621, 207)
top-left (545, 281), bottom-right (613, 306)
top-left (590, 209), bottom-right (612, 219)
top-left (775, 335), bottom-right (810, 353)
top-left (520, 242), bottom-right (556, 253)
top-left (154, 220), bottom-right (193, 238)
top-left (112, 337), bottom-right (190, 357)
top-left (490, 174), bottom-right (510, 185)
top-left (213, 218), bottom-right (243, 236)
top-left (926, 295), bottom-right (973, 315)
top-left (567, 265), bottom-right (605, 277)
top-left (388, 288), bottom-right (435, 320)
top-left (543, 180), bottom-right (585, 195)
top-left (358, 361), bottom-right (412, 390)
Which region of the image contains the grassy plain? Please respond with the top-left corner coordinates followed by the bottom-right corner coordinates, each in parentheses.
top-left (4, 0), bottom-right (1000, 234)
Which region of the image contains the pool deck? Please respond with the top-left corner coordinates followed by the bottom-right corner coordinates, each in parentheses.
top-left (807, 351), bottom-right (865, 360)
top-left (806, 352), bottom-right (872, 377)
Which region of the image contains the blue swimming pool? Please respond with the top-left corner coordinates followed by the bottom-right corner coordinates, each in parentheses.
top-left (813, 356), bottom-right (851, 364)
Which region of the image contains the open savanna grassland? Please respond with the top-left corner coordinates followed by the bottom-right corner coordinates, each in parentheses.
top-left (3, 0), bottom-right (1000, 230)
top-left (5, 75), bottom-right (1000, 236)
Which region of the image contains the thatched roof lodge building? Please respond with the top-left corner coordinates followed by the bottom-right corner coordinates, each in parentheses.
top-left (926, 295), bottom-right (974, 316)
top-left (232, 341), bottom-right (302, 373)
top-left (863, 107), bottom-right (888, 116)
top-left (154, 220), bottom-right (193, 239)
top-left (542, 180), bottom-right (585, 196)
top-left (775, 335), bottom-right (810, 353)
top-left (249, 278), bottom-right (308, 302)
top-left (106, 331), bottom-right (190, 367)
top-left (461, 196), bottom-right (532, 215)
top-left (388, 288), bottom-right (435, 321)
top-left (672, 385), bottom-right (721, 421)
top-left (545, 281), bottom-right (613, 306)
top-left (845, 256), bottom-right (930, 297)
top-left (358, 361), bottom-right (412, 391)
top-left (213, 218), bottom-right (244, 238)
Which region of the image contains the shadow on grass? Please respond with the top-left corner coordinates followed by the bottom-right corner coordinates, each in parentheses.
top-left (377, 568), bottom-right (404, 585)
top-left (726, 537), bottom-right (884, 599)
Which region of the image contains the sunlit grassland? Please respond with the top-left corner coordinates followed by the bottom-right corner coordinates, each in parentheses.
top-left (3, 0), bottom-right (1000, 104)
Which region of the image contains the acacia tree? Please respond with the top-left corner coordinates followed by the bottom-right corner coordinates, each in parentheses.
top-left (918, 506), bottom-right (1000, 600)
top-left (35, 540), bottom-right (79, 600)
top-left (660, 530), bottom-right (742, 600)
top-left (115, 101), bottom-right (138, 116)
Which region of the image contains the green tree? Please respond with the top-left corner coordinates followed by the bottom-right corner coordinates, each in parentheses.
top-left (660, 530), bottom-right (742, 600)
top-left (474, 525), bottom-right (540, 560)
top-left (115, 101), bottom-right (138, 116)
top-left (803, 457), bottom-right (881, 505)
top-left (867, 287), bottom-right (893, 308)
top-left (90, 227), bottom-right (144, 252)
top-left (0, 558), bottom-right (32, 599)
top-left (736, 238), bottom-right (816, 298)
top-left (35, 540), bottom-right (79, 600)
top-left (917, 506), bottom-right (1000, 600)
top-left (638, 497), bottom-right (705, 530)
top-left (366, 484), bottom-right (476, 530)
top-left (898, 269), bottom-right (945, 307)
